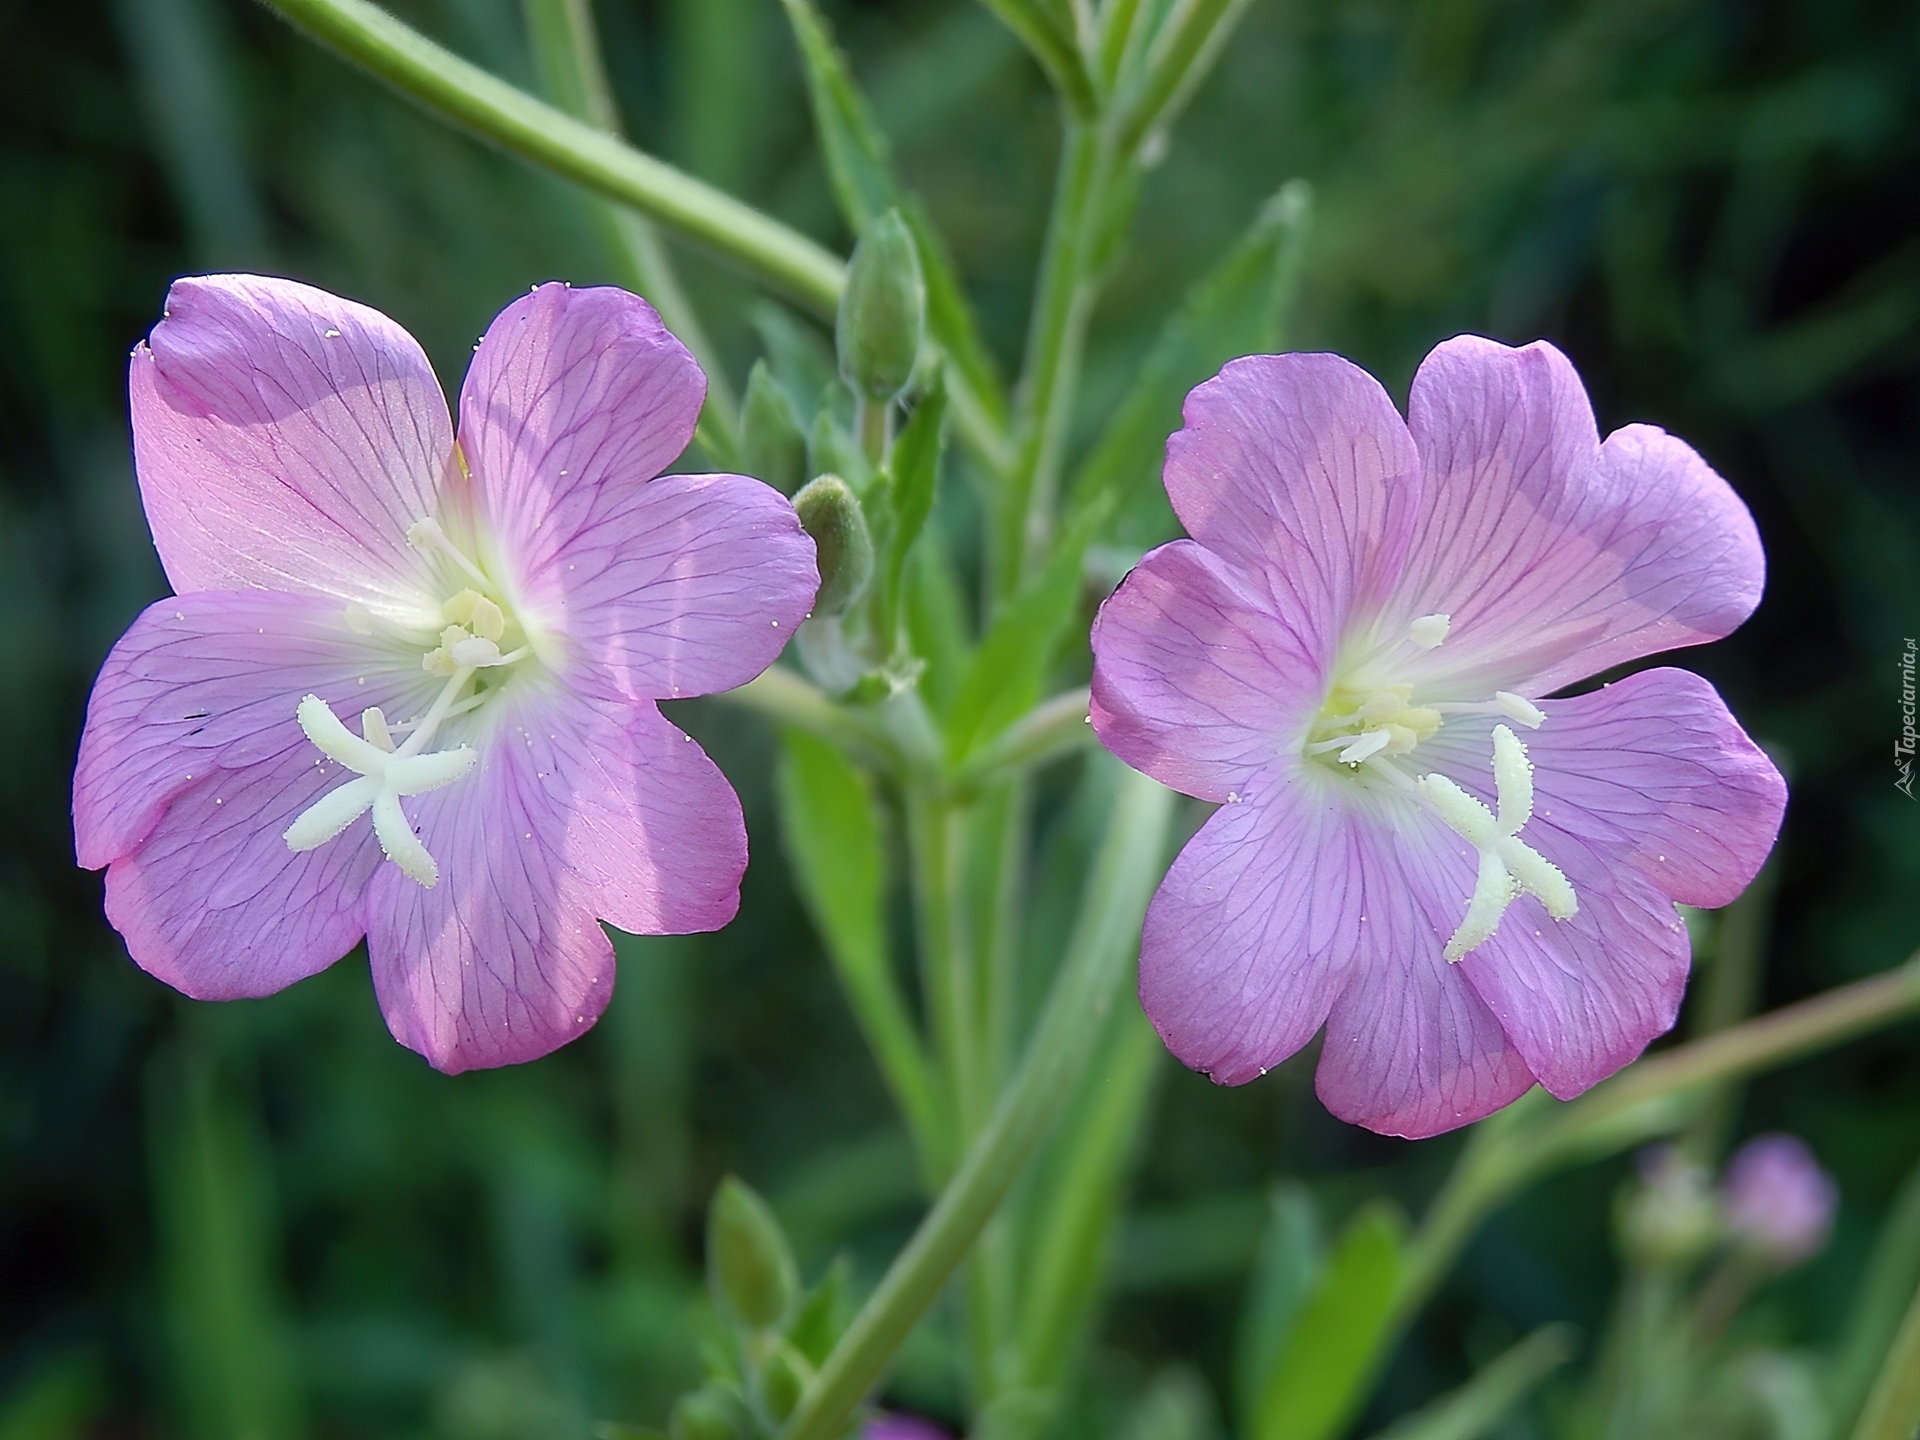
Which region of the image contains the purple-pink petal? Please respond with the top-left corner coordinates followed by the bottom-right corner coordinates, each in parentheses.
top-left (1091, 540), bottom-right (1322, 802)
top-left (1525, 668), bottom-right (1786, 908)
top-left (556, 470), bottom-right (818, 703)
top-left (1139, 772), bottom-right (1367, 1084)
top-left (1163, 354), bottom-right (1420, 660)
top-left (1396, 337), bottom-right (1764, 696)
top-left (101, 730), bottom-right (384, 1001)
top-left (365, 687), bottom-right (743, 1073)
top-left (131, 274), bottom-right (452, 603)
top-left (457, 282), bottom-right (705, 592)
top-left (1312, 809), bottom-right (1537, 1138)
top-left (73, 588), bottom-right (425, 869)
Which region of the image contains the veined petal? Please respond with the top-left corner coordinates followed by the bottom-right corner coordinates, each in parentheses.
top-left (1313, 805), bottom-right (1537, 1138)
top-left (1090, 540), bottom-right (1323, 801)
top-left (555, 471), bottom-right (817, 702)
top-left (1163, 354), bottom-right (1420, 659)
top-left (1396, 336), bottom-right (1764, 696)
top-left (456, 282), bottom-right (705, 593)
top-left (1426, 668), bottom-right (1786, 910)
top-left (102, 736), bottom-right (383, 1000)
top-left (73, 589), bottom-right (428, 870)
top-left (365, 687), bottom-right (746, 1073)
top-left (1139, 766), bottom-right (1378, 1086)
top-left (131, 274), bottom-right (452, 604)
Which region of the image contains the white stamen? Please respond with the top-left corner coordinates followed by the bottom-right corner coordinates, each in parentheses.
top-left (284, 688), bottom-right (477, 887)
top-left (1409, 613), bottom-right (1451, 649)
top-left (1495, 690), bottom-right (1547, 728)
top-left (406, 516), bottom-right (493, 590)
top-left (1425, 724), bottom-right (1578, 961)
top-left (449, 634), bottom-right (502, 667)
top-left (343, 603), bottom-right (375, 635)
top-left (1337, 729), bottom-right (1392, 765)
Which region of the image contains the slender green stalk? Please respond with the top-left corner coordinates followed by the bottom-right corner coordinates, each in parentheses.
top-left (519, 0), bottom-right (738, 461)
top-left (1396, 948), bottom-right (1920, 1323)
top-left (951, 687), bottom-right (1094, 794)
top-left (780, 765), bottom-right (1174, 1440)
top-left (1115, 0), bottom-right (1252, 156)
top-left (715, 669), bottom-right (900, 771)
top-left (909, 794), bottom-right (981, 1153)
top-left (1851, 1274), bottom-right (1920, 1440)
top-left (999, 119), bottom-right (1112, 596)
top-left (259, 0), bottom-right (844, 313)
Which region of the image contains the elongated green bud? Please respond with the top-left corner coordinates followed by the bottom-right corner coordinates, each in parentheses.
top-left (835, 209), bottom-right (925, 403)
top-left (670, 1386), bottom-right (747, 1440)
top-left (739, 360), bottom-right (807, 494)
top-left (756, 1340), bottom-right (813, 1424)
top-left (707, 1177), bottom-right (798, 1329)
top-left (792, 475), bottom-right (874, 618)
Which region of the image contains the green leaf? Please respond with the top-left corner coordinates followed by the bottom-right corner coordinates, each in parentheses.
top-left (1832, 1152), bottom-right (1920, 1432)
top-left (1235, 1184), bottom-right (1325, 1430)
top-left (879, 377), bottom-right (949, 646)
top-left (1371, 1325), bottom-right (1574, 1440)
top-left (1253, 1201), bottom-right (1406, 1440)
top-left (944, 500), bottom-right (1106, 762)
top-left (1072, 179), bottom-right (1313, 545)
top-left (775, 730), bottom-right (942, 1157)
top-left (776, 0), bottom-right (1009, 434)
top-left (787, 1255), bottom-right (854, 1367)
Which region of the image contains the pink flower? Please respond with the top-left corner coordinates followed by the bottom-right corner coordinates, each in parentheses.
top-left (1089, 337), bottom-right (1786, 1138)
top-left (73, 275), bottom-right (816, 1072)
top-left (1723, 1134), bottom-right (1837, 1266)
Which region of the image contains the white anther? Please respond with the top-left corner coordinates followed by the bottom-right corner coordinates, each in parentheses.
top-left (343, 603), bottom-right (375, 636)
top-left (1409, 613), bottom-right (1452, 649)
top-left (449, 634), bottom-right (502, 667)
top-left (285, 694), bottom-right (476, 887)
top-left (1425, 725), bottom-right (1577, 961)
top-left (1337, 729), bottom-right (1392, 765)
top-left (1495, 690), bottom-right (1546, 728)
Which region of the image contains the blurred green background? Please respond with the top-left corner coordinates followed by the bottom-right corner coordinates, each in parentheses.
top-left (2, 0), bottom-right (1918, 1434)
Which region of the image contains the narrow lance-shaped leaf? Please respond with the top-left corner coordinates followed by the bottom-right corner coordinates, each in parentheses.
top-left (945, 496), bottom-right (1110, 762)
top-left (878, 377), bottom-right (949, 651)
top-left (1072, 179), bottom-right (1313, 544)
top-left (775, 730), bottom-right (944, 1163)
top-left (777, 0), bottom-right (1010, 440)
top-left (1253, 1202), bottom-right (1406, 1440)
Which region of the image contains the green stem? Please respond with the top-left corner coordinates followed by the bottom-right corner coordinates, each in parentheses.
top-left (909, 793), bottom-right (980, 1155)
top-left (714, 669), bottom-right (900, 771)
top-left (519, 0), bottom-right (738, 461)
top-left (951, 687), bottom-right (1093, 795)
top-left (998, 118), bottom-right (1110, 598)
top-left (1395, 948), bottom-right (1920, 1324)
top-left (779, 764), bottom-right (1174, 1440)
top-left (258, 0), bottom-right (844, 314)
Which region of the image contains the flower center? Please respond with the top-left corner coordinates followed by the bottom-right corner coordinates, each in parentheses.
top-left (1301, 614), bottom-right (1578, 960)
top-left (282, 516), bottom-right (535, 888)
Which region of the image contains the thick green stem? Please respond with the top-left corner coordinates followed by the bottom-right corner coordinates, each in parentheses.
top-left (259, 0), bottom-right (844, 314)
top-left (909, 793), bottom-right (981, 1160)
top-left (779, 765), bottom-right (1173, 1440)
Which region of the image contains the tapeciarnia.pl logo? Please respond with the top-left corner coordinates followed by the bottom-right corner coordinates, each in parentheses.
top-left (1899, 637), bottom-right (1917, 800)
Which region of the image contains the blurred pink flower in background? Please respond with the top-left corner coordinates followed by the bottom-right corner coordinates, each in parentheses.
top-left (73, 275), bottom-right (816, 1072)
top-left (1723, 1133), bottom-right (1838, 1266)
top-left (1090, 336), bottom-right (1786, 1137)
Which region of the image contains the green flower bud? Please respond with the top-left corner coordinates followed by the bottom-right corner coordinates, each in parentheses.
top-left (669, 1387), bottom-right (746, 1440)
top-left (707, 1177), bottom-right (798, 1330)
top-left (792, 475), bottom-right (874, 618)
top-left (836, 209), bottom-right (925, 403)
top-left (755, 1341), bottom-right (813, 1425)
top-left (739, 361), bottom-right (807, 495)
